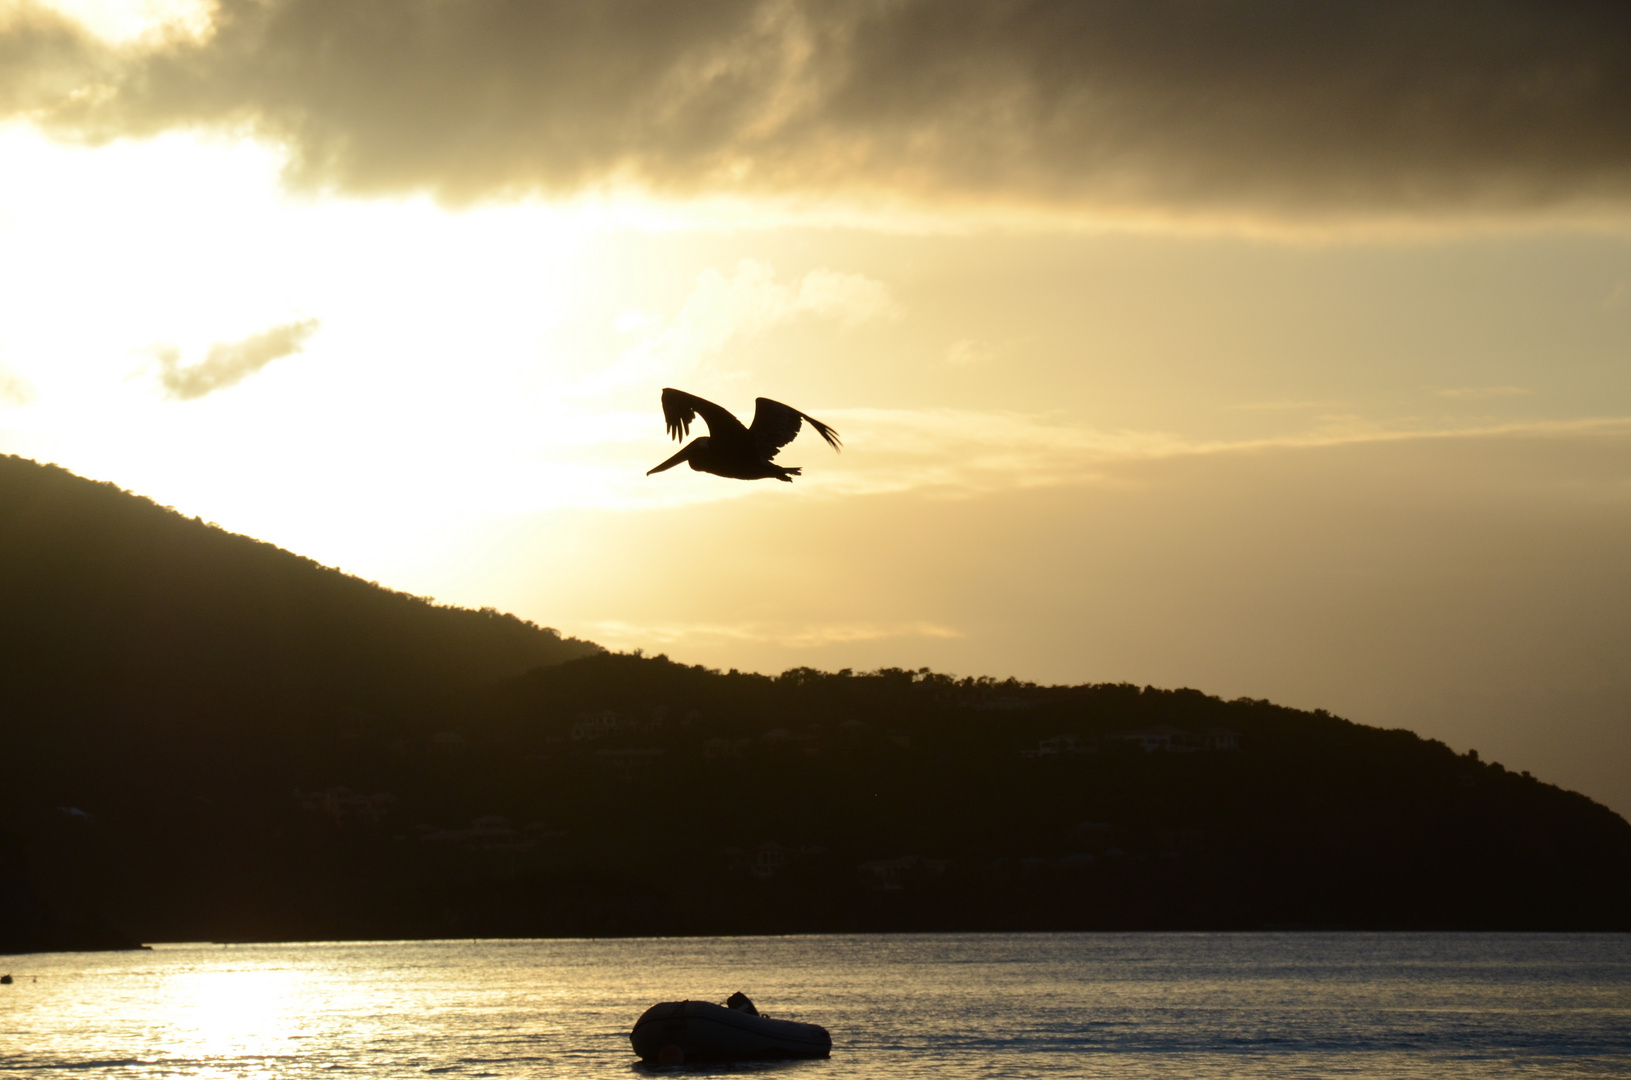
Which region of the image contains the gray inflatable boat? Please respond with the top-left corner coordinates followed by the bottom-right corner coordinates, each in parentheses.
top-left (630, 999), bottom-right (831, 1063)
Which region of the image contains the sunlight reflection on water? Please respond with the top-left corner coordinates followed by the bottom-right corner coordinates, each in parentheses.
top-left (2, 934), bottom-right (1628, 1078)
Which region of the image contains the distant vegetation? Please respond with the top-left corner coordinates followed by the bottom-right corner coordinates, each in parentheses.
top-left (2, 454), bottom-right (1628, 951)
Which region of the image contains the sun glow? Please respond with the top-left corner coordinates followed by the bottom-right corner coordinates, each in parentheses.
top-left (24, 0), bottom-right (216, 44)
top-left (158, 966), bottom-right (300, 1063)
top-left (0, 127), bottom-right (665, 540)
top-left (0, 124), bottom-right (939, 557)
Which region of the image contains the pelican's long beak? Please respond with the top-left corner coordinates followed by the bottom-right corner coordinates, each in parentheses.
top-left (646, 443), bottom-right (694, 475)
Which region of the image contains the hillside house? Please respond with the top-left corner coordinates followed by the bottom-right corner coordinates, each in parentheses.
top-left (1110, 724), bottom-right (1191, 752)
top-left (595, 747), bottom-right (665, 774)
top-left (291, 787), bottom-right (397, 823)
top-left (571, 710), bottom-right (622, 741)
top-left (1199, 727), bottom-right (1241, 751)
top-left (751, 842), bottom-right (792, 878)
top-left (858, 855), bottom-right (950, 890)
top-left (1107, 725), bottom-right (1242, 752)
top-left (1038, 734), bottom-right (1092, 756)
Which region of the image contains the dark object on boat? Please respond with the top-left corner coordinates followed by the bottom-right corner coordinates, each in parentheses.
top-left (630, 999), bottom-right (831, 1063)
top-left (725, 990), bottom-right (758, 1015)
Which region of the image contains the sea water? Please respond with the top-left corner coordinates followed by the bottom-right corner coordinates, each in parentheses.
top-left (2, 934), bottom-right (1628, 1078)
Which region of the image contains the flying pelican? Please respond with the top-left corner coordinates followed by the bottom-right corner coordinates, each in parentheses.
top-left (646, 388), bottom-right (841, 482)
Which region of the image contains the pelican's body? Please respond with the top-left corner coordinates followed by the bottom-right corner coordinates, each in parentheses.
top-left (647, 388), bottom-right (840, 483)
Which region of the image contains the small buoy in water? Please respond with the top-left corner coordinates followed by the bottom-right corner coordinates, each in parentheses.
top-left (657, 1044), bottom-right (684, 1065)
top-left (1, 974), bottom-right (12, 984)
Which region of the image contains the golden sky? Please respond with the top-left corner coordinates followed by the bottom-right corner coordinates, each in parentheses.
top-left (3, 0), bottom-right (1630, 815)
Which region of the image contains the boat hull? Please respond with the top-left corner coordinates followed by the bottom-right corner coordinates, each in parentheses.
top-left (630, 1000), bottom-right (831, 1062)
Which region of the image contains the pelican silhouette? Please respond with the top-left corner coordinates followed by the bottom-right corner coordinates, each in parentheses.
top-left (647, 388), bottom-right (841, 482)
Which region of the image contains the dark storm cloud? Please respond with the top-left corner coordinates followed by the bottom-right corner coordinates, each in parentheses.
top-left (11, 0), bottom-right (1631, 216)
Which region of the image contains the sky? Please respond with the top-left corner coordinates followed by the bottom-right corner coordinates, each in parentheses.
top-left (2, 0), bottom-right (1630, 816)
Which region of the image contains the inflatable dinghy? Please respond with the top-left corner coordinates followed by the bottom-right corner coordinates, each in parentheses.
top-left (630, 999), bottom-right (831, 1063)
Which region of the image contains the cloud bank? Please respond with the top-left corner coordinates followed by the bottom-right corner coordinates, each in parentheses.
top-left (8, 0), bottom-right (1631, 222)
top-left (156, 318), bottom-right (319, 400)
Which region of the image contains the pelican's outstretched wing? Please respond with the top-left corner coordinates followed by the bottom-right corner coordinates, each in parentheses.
top-left (750, 398), bottom-right (842, 459)
top-left (660, 388), bottom-right (749, 442)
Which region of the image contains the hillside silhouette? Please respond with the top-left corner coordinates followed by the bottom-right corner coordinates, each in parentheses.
top-left (0, 454), bottom-right (599, 950)
top-left (2, 454), bottom-right (1629, 951)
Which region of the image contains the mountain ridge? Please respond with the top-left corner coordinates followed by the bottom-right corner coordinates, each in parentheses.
top-left (1, 454), bottom-right (1627, 951)
top-left (0, 454), bottom-right (601, 705)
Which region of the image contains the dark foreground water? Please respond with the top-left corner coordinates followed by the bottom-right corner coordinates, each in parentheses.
top-left (1, 934), bottom-right (1628, 1078)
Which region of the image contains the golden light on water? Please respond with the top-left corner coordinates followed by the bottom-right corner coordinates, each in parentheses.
top-left (5, 937), bottom-right (1628, 1077)
top-left (163, 966), bottom-right (299, 1063)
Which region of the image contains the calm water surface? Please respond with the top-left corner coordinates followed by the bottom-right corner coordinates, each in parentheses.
top-left (2, 934), bottom-right (1628, 1078)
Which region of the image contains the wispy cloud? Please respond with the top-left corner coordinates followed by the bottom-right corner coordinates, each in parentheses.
top-left (580, 259), bottom-right (895, 393)
top-left (581, 619), bottom-right (963, 651)
top-left (795, 409), bottom-right (1631, 499)
top-left (1227, 399), bottom-right (1350, 412)
top-left (1434, 385), bottom-right (1533, 400)
top-left (945, 339), bottom-right (996, 367)
top-left (0, 367), bottom-right (37, 406)
top-left (155, 318), bottom-right (319, 400)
